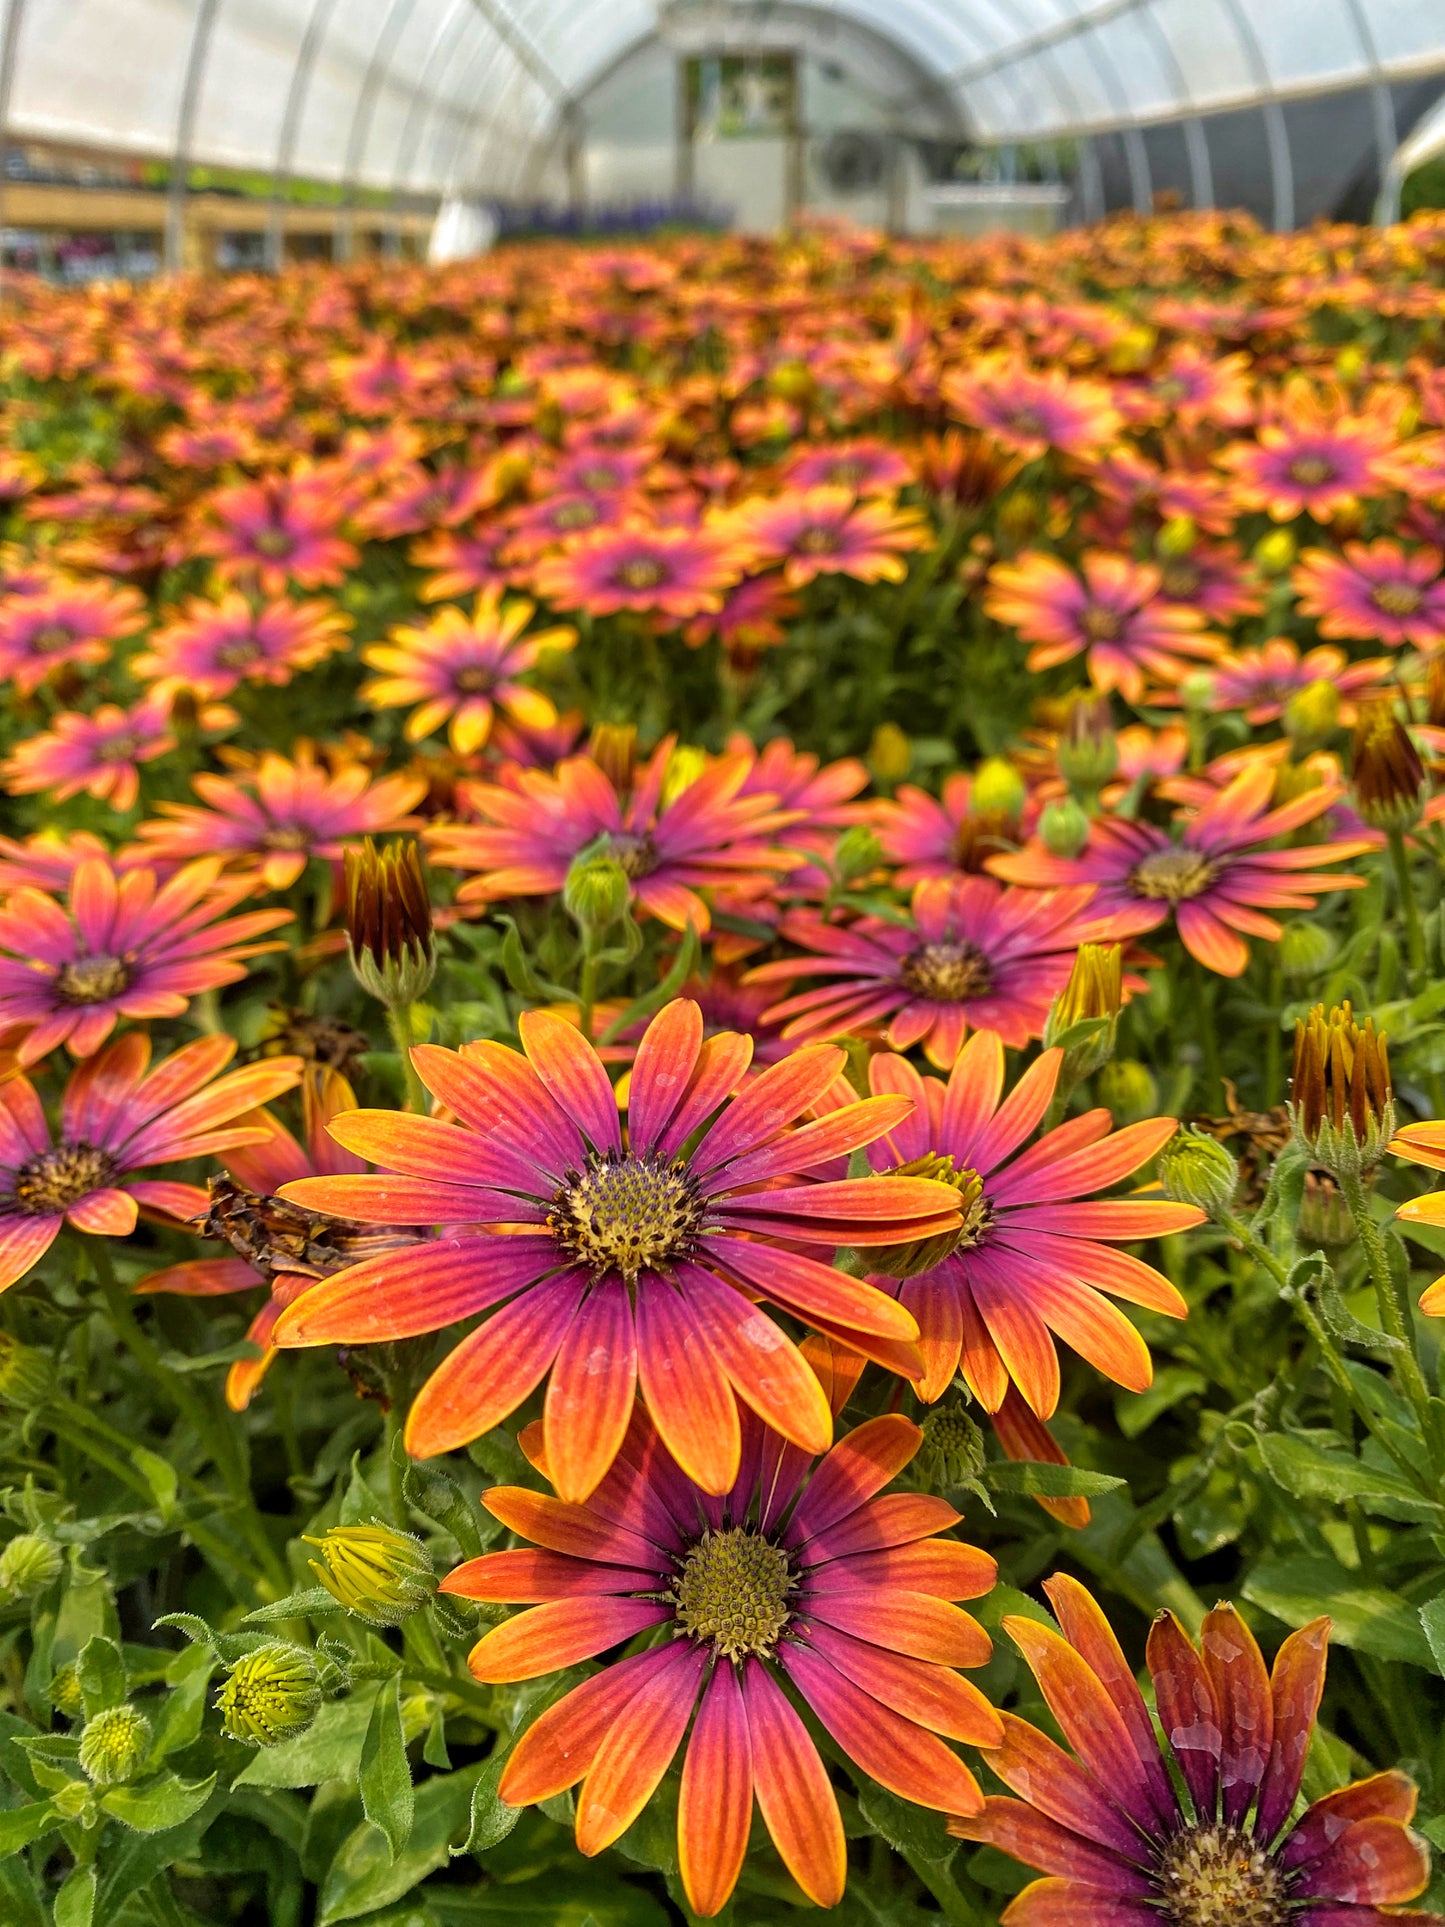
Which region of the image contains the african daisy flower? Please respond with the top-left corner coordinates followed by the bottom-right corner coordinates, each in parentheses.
top-left (198, 475), bottom-right (358, 595)
top-left (785, 438), bottom-right (913, 494)
top-left (1223, 391), bottom-right (1398, 522)
top-left (0, 856), bottom-right (291, 1065)
top-left (681, 574), bottom-right (801, 664)
top-left (0, 1032), bottom-right (301, 1296)
top-left (138, 1066), bottom-right (426, 1412)
top-left (0, 581), bottom-right (145, 694)
top-left (876, 772), bottom-right (1034, 885)
top-left (1202, 639), bottom-right (1393, 727)
top-left (270, 998), bottom-right (961, 1497)
top-left (726, 486), bottom-right (930, 588)
top-left (953, 1575), bottom-right (1433, 1927)
top-left (1, 693), bottom-right (177, 813)
top-left (445, 1398), bottom-right (1000, 1917)
top-left (137, 755), bottom-right (428, 892)
top-left (985, 551), bottom-right (1221, 703)
top-left (747, 875), bottom-right (1106, 1067)
top-left (362, 588), bottom-right (575, 757)
top-left (533, 525), bottom-right (736, 620)
top-left (853, 1036), bottom-right (1198, 1417)
top-left (943, 357), bottom-right (1121, 463)
top-left (1292, 541), bottom-right (1445, 650)
top-left (991, 763), bottom-right (1373, 977)
top-left (133, 593), bottom-right (350, 700)
top-left (429, 738), bottom-right (800, 934)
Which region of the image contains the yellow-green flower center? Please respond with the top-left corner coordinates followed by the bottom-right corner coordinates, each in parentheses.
top-left (216, 635), bottom-right (263, 668)
top-left (605, 829), bottom-right (658, 879)
top-left (453, 665), bottom-right (495, 694)
top-left (671, 1527), bottom-right (795, 1660)
top-left (1130, 847), bottom-right (1215, 902)
top-left (615, 557), bottom-right (667, 590)
top-left (253, 527), bottom-right (295, 559)
top-left (55, 954), bottom-right (131, 1004)
top-left (1156, 1825), bottom-right (1288, 1927)
top-left (549, 1149), bottom-right (703, 1281)
top-left (14, 1141), bottom-right (116, 1215)
top-left (1080, 604), bottom-right (1125, 642)
top-left (899, 938), bottom-right (994, 1003)
top-left (1288, 456), bottom-right (1334, 487)
top-left (31, 623), bottom-right (75, 653)
top-left (1372, 580), bottom-right (1422, 617)
top-left (797, 524), bottom-right (841, 554)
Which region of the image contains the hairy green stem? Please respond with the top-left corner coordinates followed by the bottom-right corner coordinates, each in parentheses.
top-left (387, 1003), bottom-right (430, 1114)
top-left (1339, 1168), bottom-right (1436, 1456)
top-left (1387, 828), bottom-right (1426, 976)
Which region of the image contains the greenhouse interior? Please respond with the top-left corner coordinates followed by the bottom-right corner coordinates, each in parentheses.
top-left (6, 2), bottom-right (1445, 1925)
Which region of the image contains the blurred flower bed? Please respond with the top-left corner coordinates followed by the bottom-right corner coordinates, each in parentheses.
top-left (0, 208), bottom-right (1444, 1924)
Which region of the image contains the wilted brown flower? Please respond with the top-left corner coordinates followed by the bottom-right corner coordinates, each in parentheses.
top-left (1290, 1000), bottom-right (1394, 1175)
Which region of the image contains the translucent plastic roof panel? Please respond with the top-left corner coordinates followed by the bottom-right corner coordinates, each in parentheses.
top-left (3, 0), bottom-right (1445, 188)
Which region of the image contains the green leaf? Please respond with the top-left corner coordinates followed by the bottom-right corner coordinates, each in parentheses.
top-left (360, 1676), bottom-right (414, 1863)
top-left (318, 1762), bottom-right (483, 1925)
top-left (1115, 1368), bottom-right (1207, 1439)
top-left (100, 1770), bottom-right (216, 1834)
top-left (0, 1801), bottom-right (60, 1854)
top-left (1245, 1558), bottom-right (1435, 1667)
top-left (233, 1686), bottom-right (379, 1790)
top-left (75, 1634), bottom-right (127, 1718)
top-left (148, 1649), bottom-right (216, 1763)
top-left (1256, 1432), bottom-right (1436, 1521)
top-left (240, 1588), bottom-right (344, 1624)
top-left (455, 1747), bottom-right (519, 1857)
top-left (857, 1779), bottom-right (957, 1864)
top-left (1419, 1595), bottom-right (1445, 1677)
top-left (130, 1446), bottom-right (179, 1523)
top-left (52, 1867), bottom-right (95, 1927)
top-left (599, 920), bottom-right (702, 1042)
top-left (0, 1848), bottom-right (46, 1927)
top-left (982, 1462), bottom-right (1126, 1499)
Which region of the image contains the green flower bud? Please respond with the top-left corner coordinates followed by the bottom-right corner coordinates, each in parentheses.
top-left (971, 757), bottom-right (1026, 823)
top-left (78, 1704), bottom-right (151, 1787)
top-left (50, 1662), bottom-right (85, 1719)
top-left (832, 824), bottom-right (883, 884)
top-left (1282, 680), bottom-right (1340, 748)
top-left (344, 838), bottom-right (436, 1008)
top-left (1254, 528), bottom-right (1297, 575)
top-left (216, 1642), bottom-right (322, 1747)
top-left (660, 744), bottom-right (709, 809)
top-left (52, 1778), bottom-right (97, 1824)
top-left (1277, 919), bottom-right (1337, 983)
top-left (563, 855), bottom-right (631, 932)
top-left (1096, 1058), bottom-right (1159, 1127)
top-left (868, 1154), bottom-right (988, 1279)
top-left (0, 1330), bottom-right (54, 1408)
top-left (1056, 697), bottom-right (1118, 796)
top-left (1157, 514), bottom-right (1198, 558)
top-left (304, 1521), bottom-right (437, 1627)
top-left (867, 722), bottom-right (911, 786)
top-left (1177, 670), bottom-right (1216, 714)
top-left (0, 1532), bottom-right (63, 1598)
top-left (919, 1396), bottom-right (988, 1491)
top-left (1039, 795), bottom-right (1090, 859)
top-left (1157, 1126), bottom-right (1239, 1217)
top-left (1044, 941), bottom-right (1122, 1075)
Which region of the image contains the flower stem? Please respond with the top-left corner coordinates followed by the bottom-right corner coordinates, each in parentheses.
top-left (1339, 1168), bottom-right (1437, 1457)
top-left (1387, 828), bottom-right (1426, 975)
top-left (1189, 955), bottom-right (1222, 1111)
top-left (387, 1003), bottom-right (430, 1114)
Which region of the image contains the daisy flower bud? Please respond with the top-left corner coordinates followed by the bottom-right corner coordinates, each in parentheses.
top-left (0, 1330), bottom-right (54, 1408)
top-left (304, 1521), bottom-right (437, 1627)
top-left (344, 837), bottom-right (436, 1007)
top-left (1097, 1057), bottom-right (1159, 1126)
top-left (1290, 1000), bottom-right (1394, 1178)
top-left (0, 1531), bottom-right (62, 1597)
top-left (587, 721), bottom-right (638, 793)
top-left (50, 1663), bottom-right (85, 1718)
top-left (1282, 678), bottom-right (1340, 748)
top-left (1157, 1126), bottom-right (1239, 1217)
top-left (1350, 702), bottom-right (1427, 834)
top-left (563, 854), bottom-right (631, 933)
top-left (1254, 527), bottom-right (1296, 575)
top-left (1277, 918), bottom-right (1337, 983)
top-left (1056, 695), bottom-right (1118, 795)
top-left (79, 1704), bottom-right (151, 1786)
top-left (971, 755), bottom-right (1026, 822)
top-left (866, 721), bottom-right (911, 785)
top-left (1157, 513), bottom-right (1198, 557)
top-left (216, 1642), bottom-right (322, 1746)
top-left (919, 1395), bottom-right (989, 1490)
top-left (1044, 940), bottom-right (1122, 1074)
top-left (832, 823), bottom-right (883, 884)
top-left (1039, 793), bottom-right (1090, 859)
top-left (660, 743), bottom-right (710, 808)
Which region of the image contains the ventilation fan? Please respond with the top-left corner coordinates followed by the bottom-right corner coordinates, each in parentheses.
top-left (816, 131), bottom-right (889, 196)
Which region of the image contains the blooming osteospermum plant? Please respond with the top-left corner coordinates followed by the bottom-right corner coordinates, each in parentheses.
top-left (445, 1396), bottom-right (1000, 1916)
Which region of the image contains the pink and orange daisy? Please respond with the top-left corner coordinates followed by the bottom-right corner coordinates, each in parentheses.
top-left (944, 357), bottom-right (1122, 463)
top-left (0, 581), bottom-right (145, 693)
top-left (269, 998), bottom-right (962, 1495)
top-left (0, 856), bottom-right (291, 1064)
top-left (430, 738), bottom-right (800, 934)
top-left (855, 1036), bottom-right (1198, 1417)
top-left (361, 587), bottom-right (575, 757)
top-left (137, 754), bottom-right (428, 891)
top-left (0, 1031), bottom-right (301, 1294)
top-left (533, 524), bottom-right (736, 619)
top-left (875, 772), bottom-right (1031, 885)
top-left (1293, 541), bottom-right (1445, 650)
top-left (747, 875), bottom-right (1106, 1067)
top-left (1, 693), bottom-right (178, 812)
top-left (727, 485), bottom-right (930, 588)
top-left (784, 437), bottom-right (913, 495)
top-left (954, 1577), bottom-right (1433, 1927)
top-left (992, 763), bottom-right (1373, 976)
top-left (985, 551), bottom-right (1221, 702)
top-left (445, 1395), bottom-right (1000, 1916)
top-left (134, 593), bottom-right (350, 699)
top-left (198, 474), bottom-right (358, 594)
top-left (1223, 388), bottom-right (1399, 522)
top-left (1203, 638), bottom-right (1394, 726)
